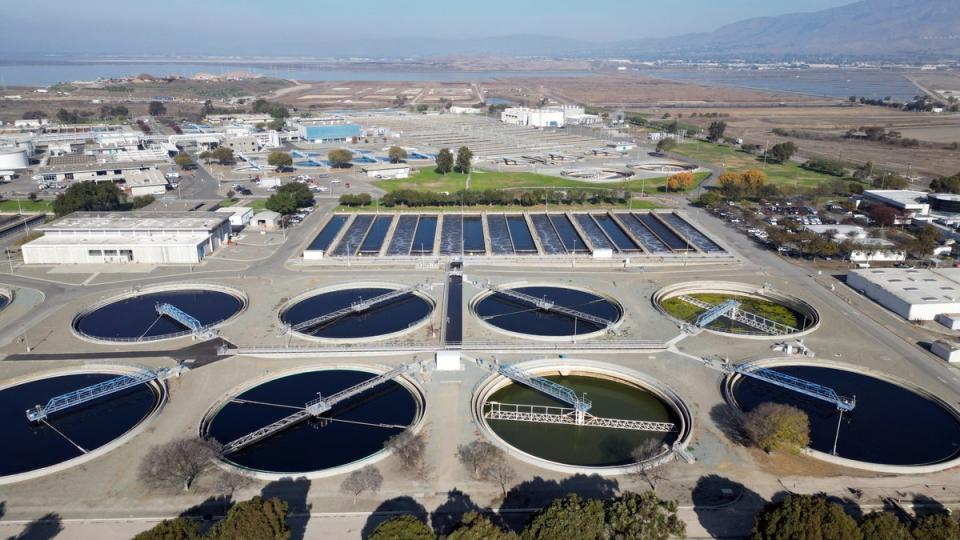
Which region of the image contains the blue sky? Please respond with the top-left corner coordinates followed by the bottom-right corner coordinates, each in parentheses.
top-left (2, 0), bottom-right (855, 54)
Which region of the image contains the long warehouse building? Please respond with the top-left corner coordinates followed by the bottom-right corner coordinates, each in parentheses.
top-left (22, 212), bottom-right (231, 265)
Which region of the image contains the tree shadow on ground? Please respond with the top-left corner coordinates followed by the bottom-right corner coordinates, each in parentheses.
top-left (10, 513), bottom-right (62, 540)
top-left (262, 476), bottom-right (312, 540)
top-left (430, 488), bottom-right (484, 536)
top-left (361, 496), bottom-right (428, 540)
top-left (693, 475), bottom-right (767, 539)
top-left (709, 404), bottom-right (751, 447)
top-left (180, 494), bottom-right (233, 535)
top-left (498, 474), bottom-right (620, 532)
top-left (912, 493), bottom-right (948, 517)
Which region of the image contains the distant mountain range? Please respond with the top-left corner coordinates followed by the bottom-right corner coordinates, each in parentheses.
top-left (311, 0), bottom-right (960, 62)
top-left (611, 0), bottom-right (960, 61)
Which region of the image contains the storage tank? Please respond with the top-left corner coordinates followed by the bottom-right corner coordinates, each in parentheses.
top-left (0, 148), bottom-right (29, 170)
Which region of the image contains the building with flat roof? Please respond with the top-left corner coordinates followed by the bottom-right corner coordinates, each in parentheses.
top-left (360, 163), bottom-right (411, 179)
top-left (299, 122), bottom-right (362, 143)
top-left (500, 107), bottom-right (565, 128)
top-left (22, 211), bottom-right (231, 265)
top-left (215, 206), bottom-right (254, 229)
top-left (847, 267), bottom-right (960, 320)
top-left (862, 190), bottom-right (931, 216)
top-left (32, 160), bottom-right (166, 187)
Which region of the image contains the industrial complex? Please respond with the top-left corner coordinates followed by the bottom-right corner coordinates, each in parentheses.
top-left (0, 83), bottom-right (959, 540)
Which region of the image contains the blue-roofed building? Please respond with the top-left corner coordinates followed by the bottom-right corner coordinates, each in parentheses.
top-left (299, 123), bottom-right (362, 143)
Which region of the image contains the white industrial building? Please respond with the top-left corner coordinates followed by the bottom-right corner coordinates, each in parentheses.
top-left (33, 159), bottom-right (165, 187)
top-left (215, 206), bottom-right (254, 229)
top-left (22, 212), bottom-right (231, 265)
top-left (501, 107), bottom-right (566, 128)
top-left (847, 267), bottom-right (960, 321)
top-left (861, 190), bottom-right (931, 218)
top-left (360, 163), bottom-right (411, 179)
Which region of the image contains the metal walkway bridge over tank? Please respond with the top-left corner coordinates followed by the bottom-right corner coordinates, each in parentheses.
top-left (281, 285), bottom-right (423, 336)
top-left (26, 366), bottom-right (182, 423)
top-left (680, 295), bottom-right (799, 336)
top-left (220, 364), bottom-right (416, 455)
top-left (469, 280), bottom-right (619, 335)
top-left (729, 362), bottom-right (856, 412)
top-left (155, 302), bottom-right (216, 340)
top-left (480, 359), bottom-right (675, 432)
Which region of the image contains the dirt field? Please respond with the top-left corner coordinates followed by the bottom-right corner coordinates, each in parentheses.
top-left (667, 105), bottom-right (960, 178)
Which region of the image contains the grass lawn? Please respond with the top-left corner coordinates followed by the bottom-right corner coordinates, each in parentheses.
top-left (245, 199), bottom-right (268, 212)
top-left (334, 199), bottom-right (662, 213)
top-left (218, 198), bottom-right (239, 207)
top-left (672, 141), bottom-right (837, 188)
top-left (0, 199), bottom-right (53, 213)
top-left (374, 168), bottom-right (709, 194)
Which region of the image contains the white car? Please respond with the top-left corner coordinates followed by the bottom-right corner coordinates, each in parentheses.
top-left (165, 172), bottom-right (180, 180)
top-left (330, 179), bottom-right (341, 183)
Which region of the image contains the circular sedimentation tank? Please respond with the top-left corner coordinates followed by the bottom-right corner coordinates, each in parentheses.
top-left (471, 284), bottom-right (623, 341)
top-left (203, 367), bottom-right (424, 478)
top-left (281, 284), bottom-right (435, 343)
top-left (654, 281), bottom-right (819, 339)
top-left (473, 361), bottom-right (691, 474)
top-left (73, 284), bottom-right (246, 343)
top-left (727, 362), bottom-right (960, 471)
top-left (0, 369), bottom-right (164, 483)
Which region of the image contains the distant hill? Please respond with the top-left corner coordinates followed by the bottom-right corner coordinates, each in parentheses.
top-left (611, 0), bottom-right (960, 60)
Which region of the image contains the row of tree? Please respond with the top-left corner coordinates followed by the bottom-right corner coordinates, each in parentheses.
top-left (377, 188), bottom-right (633, 208)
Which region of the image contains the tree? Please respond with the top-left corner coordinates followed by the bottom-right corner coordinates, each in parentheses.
top-left (745, 403), bottom-right (809, 453)
top-left (767, 141), bottom-right (798, 163)
top-left (447, 511), bottom-right (517, 540)
top-left (22, 110), bottom-right (46, 120)
top-left (480, 460), bottom-right (516, 498)
top-left (858, 512), bottom-right (911, 540)
top-left (265, 191), bottom-right (297, 215)
top-left (741, 169), bottom-right (767, 193)
top-left (52, 181), bottom-right (126, 216)
top-left (133, 517), bottom-right (201, 540)
top-left (210, 146), bottom-right (234, 165)
top-left (175, 153), bottom-right (194, 170)
top-left (386, 430), bottom-right (427, 474)
top-left (911, 513), bottom-right (960, 540)
top-left (206, 496), bottom-right (289, 540)
top-left (457, 440), bottom-right (500, 479)
top-left (57, 108), bottom-right (81, 124)
top-left (456, 146), bottom-right (474, 173)
top-left (752, 495), bottom-right (862, 540)
top-left (630, 440), bottom-right (668, 491)
top-left (665, 172), bottom-right (694, 192)
top-left (149, 101), bottom-right (167, 116)
top-left (707, 121), bottom-right (727, 142)
top-left (389, 146), bottom-right (408, 164)
top-left (369, 515), bottom-right (435, 540)
top-left (198, 150), bottom-right (213, 164)
top-left (137, 437), bottom-right (221, 492)
top-left (267, 151), bottom-right (293, 171)
top-left (339, 465), bottom-right (383, 504)
top-left (267, 118), bottom-right (285, 131)
top-left (435, 148), bottom-right (454, 175)
top-left (604, 491), bottom-right (686, 540)
top-left (869, 205), bottom-right (898, 227)
top-left (132, 195), bottom-right (155, 209)
top-left (521, 494), bottom-right (605, 540)
top-left (328, 149), bottom-right (354, 168)
top-left (656, 138), bottom-right (676, 154)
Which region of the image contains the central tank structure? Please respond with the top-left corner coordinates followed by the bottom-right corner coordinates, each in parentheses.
top-left (473, 360), bottom-right (691, 474)
top-left (280, 283), bottom-right (436, 343)
top-left (203, 366), bottom-right (425, 478)
top-left (726, 360), bottom-right (960, 471)
top-left (0, 367), bottom-right (165, 484)
top-left (470, 283), bottom-right (623, 341)
top-left (73, 283), bottom-right (247, 343)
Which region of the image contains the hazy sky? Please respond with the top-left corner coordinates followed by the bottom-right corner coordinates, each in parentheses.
top-left (3, 0), bottom-right (856, 55)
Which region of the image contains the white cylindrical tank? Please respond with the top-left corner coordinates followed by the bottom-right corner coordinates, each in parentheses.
top-left (0, 148), bottom-right (28, 170)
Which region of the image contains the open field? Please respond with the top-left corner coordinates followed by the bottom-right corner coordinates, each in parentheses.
top-left (375, 168), bottom-right (709, 193)
top-left (672, 142), bottom-right (837, 188)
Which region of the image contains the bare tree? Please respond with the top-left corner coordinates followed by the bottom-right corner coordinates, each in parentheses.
top-left (138, 437), bottom-right (221, 492)
top-left (456, 440), bottom-right (500, 480)
top-left (386, 430), bottom-right (427, 474)
top-left (213, 470), bottom-right (253, 498)
top-left (339, 465), bottom-right (383, 504)
top-left (630, 439), bottom-right (668, 491)
top-left (479, 460), bottom-right (516, 498)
